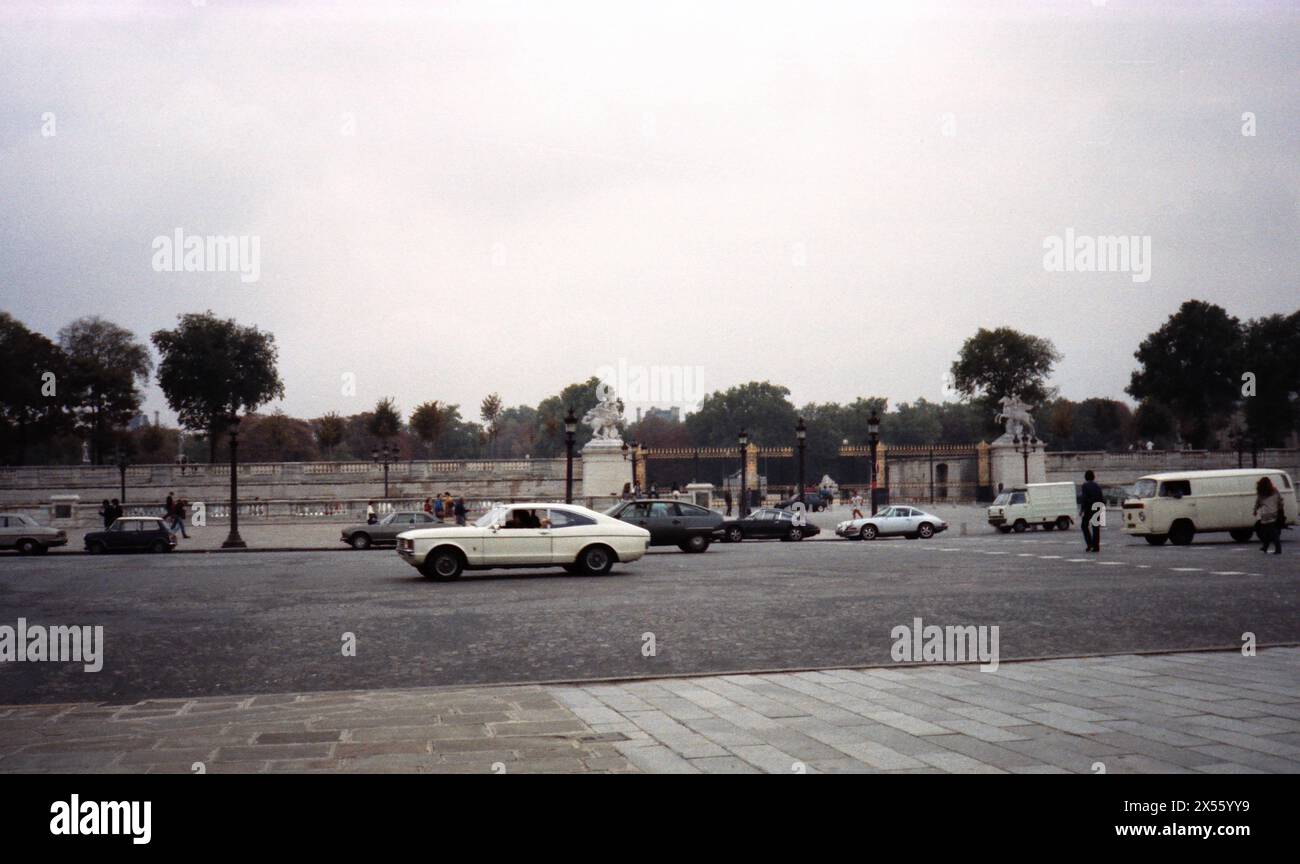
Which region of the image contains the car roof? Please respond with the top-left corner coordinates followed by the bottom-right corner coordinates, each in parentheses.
top-left (1139, 468), bottom-right (1293, 481)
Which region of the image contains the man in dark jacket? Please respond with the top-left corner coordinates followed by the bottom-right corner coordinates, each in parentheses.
top-left (1079, 470), bottom-right (1106, 552)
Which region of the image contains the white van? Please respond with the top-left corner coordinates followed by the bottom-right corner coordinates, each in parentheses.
top-left (987, 482), bottom-right (1077, 533)
top-left (1121, 468), bottom-right (1297, 546)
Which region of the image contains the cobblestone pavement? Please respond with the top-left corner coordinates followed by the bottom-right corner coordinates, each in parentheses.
top-left (2, 648), bottom-right (1296, 773)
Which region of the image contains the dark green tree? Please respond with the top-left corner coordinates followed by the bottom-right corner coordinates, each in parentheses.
top-left (1127, 300), bottom-right (1242, 448)
top-left (1240, 311), bottom-right (1300, 447)
top-left (58, 316), bottom-right (152, 464)
top-left (950, 327), bottom-right (1060, 415)
top-left (151, 311), bottom-right (285, 460)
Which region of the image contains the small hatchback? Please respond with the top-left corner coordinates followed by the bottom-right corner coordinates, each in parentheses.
top-left (84, 517), bottom-right (177, 554)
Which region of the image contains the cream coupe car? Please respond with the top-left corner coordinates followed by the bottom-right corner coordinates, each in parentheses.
top-left (397, 502), bottom-right (651, 580)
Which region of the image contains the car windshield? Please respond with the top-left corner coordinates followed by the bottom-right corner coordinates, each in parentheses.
top-left (993, 493), bottom-right (1011, 506)
top-left (1133, 479), bottom-right (1157, 498)
top-left (379, 512), bottom-right (398, 525)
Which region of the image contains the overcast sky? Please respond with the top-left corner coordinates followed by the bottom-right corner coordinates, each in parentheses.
top-left (2, 0), bottom-right (1296, 425)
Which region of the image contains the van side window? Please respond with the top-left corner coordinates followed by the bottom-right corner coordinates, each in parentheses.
top-left (1010, 493), bottom-right (1026, 504)
top-left (1158, 480), bottom-right (1191, 497)
top-left (1277, 475), bottom-right (1292, 490)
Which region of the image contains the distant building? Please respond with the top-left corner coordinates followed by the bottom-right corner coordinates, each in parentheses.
top-left (636, 406), bottom-right (681, 423)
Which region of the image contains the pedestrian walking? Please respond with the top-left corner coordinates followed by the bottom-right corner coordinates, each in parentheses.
top-left (724, 489), bottom-right (732, 516)
top-left (423, 497), bottom-right (433, 515)
top-left (109, 498), bottom-right (123, 524)
top-left (172, 498), bottom-right (191, 538)
top-left (441, 492), bottom-right (454, 520)
top-left (1079, 470), bottom-right (1105, 552)
top-left (433, 496), bottom-right (444, 521)
top-left (454, 497), bottom-right (467, 526)
top-left (1254, 476), bottom-right (1285, 555)
top-left (164, 492), bottom-right (175, 523)
top-left (366, 501), bottom-right (377, 525)
top-left (98, 499), bottom-right (112, 529)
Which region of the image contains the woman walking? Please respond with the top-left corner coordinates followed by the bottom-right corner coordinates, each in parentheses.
top-left (1253, 476), bottom-right (1285, 554)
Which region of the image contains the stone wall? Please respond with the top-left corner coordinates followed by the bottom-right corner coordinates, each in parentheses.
top-left (1044, 449), bottom-right (1300, 486)
top-left (0, 459), bottom-right (577, 508)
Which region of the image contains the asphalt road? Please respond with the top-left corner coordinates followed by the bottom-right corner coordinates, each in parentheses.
top-left (1, 531), bottom-right (1295, 704)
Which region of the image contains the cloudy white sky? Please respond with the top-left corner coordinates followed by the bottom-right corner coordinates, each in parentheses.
top-left (2, 0), bottom-right (1296, 424)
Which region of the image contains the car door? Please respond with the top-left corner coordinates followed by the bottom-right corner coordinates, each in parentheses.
top-left (381, 513), bottom-right (414, 542)
top-left (0, 516), bottom-right (12, 548)
top-left (751, 509), bottom-right (778, 538)
top-left (482, 507), bottom-right (552, 565)
top-left (873, 507), bottom-right (899, 535)
top-left (617, 502), bottom-right (656, 540)
top-left (677, 503), bottom-right (718, 539)
top-left (547, 508), bottom-right (598, 563)
top-left (647, 502), bottom-right (683, 545)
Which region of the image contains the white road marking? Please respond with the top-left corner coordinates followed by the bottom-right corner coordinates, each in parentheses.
top-left (1038, 555), bottom-right (1061, 559)
top-left (1171, 567), bottom-right (1203, 572)
top-left (1210, 571), bottom-right (1245, 575)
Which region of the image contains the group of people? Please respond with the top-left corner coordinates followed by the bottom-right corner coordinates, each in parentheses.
top-left (97, 498), bottom-right (124, 529)
top-left (163, 492), bottom-right (191, 538)
top-left (423, 493), bottom-right (466, 525)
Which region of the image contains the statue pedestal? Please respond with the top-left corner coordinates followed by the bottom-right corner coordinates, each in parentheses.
top-left (989, 436), bottom-right (1046, 490)
top-left (581, 440), bottom-right (631, 508)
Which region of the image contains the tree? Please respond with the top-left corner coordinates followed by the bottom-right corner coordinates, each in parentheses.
top-left (1240, 311), bottom-right (1300, 448)
top-left (1127, 300), bottom-right (1242, 449)
top-left (480, 393), bottom-right (503, 457)
top-left (685, 381), bottom-right (798, 449)
top-left (535, 378), bottom-right (606, 456)
top-left (151, 311), bottom-right (285, 453)
top-left (409, 401), bottom-right (445, 457)
top-left (1135, 400), bottom-right (1179, 449)
top-left (314, 412), bottom-right (346, 458)
top-left (240, 411), bottom-right (319, 462)
top-left (0, 313), bottom-right (70, 464)
top-left (950, 327), bottom-right (1061, 411)
top-left (58, 316), bottom-right (152, 464)
top-left (367, 397), bottom-right (402, 443)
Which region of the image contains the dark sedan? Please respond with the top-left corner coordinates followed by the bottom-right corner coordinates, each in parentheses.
top-left (84, 517), bottom-right (177, 554)
top-left (603, 499), bottom-right (723, 552)
top-left (718, 508), bottom-right (821, 543)
top-left (341, 510), bottom-right (443, 550)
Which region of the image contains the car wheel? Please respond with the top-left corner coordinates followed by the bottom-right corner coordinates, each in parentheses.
top-left (1056, 516), bottom-right (1072, 531)
top-left (16, 539), bottom-right (37, 555)
top-left (787, 527), bottom-right (803, 542)
top-left (578, 544), bottom-right (615, 575)
top-left (87, 541), bottom-right (106, 555)
top-left (422, 548), bottom-right (464, 581)
top-left (1228, 528), bottom-right (1254, 543)
top-left (1144, 534), bottom-right (1168, 546)
top-left (150, 540), bottom-right (169, 554)
top-left (1012, 520), bottom-right (1028, 533)
top-left (350, 533), bottom-right (372, 550)
top-left (680, 535), bottom-right (710, 553)
top-left (1168, 521), bottom-right (1195, 546)
top-left (726, 526), bottom-right (744, 543)
top-left (859, 524), bottom-right (878, 541)
top-left (917, 523), bottom-right (934, 539)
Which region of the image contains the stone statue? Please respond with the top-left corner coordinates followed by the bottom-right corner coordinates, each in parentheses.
top-left (582, 390), bottom-right (624, 443)
top-left (995, 395), bottom-right (1036, 440)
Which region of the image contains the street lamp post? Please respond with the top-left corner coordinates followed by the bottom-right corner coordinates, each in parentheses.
top-left (622, 439), bottom-right (640, 497)
top-left (738, 429), bottom-right (749, 518)
top-left (372, 442), bottom-right (395, 498)
top-left (564, 407), bottom-right (577, 504)
top-left (222, 418), bottom-right (246, 549)
top-left (867, 410), bottom-right (880, 516)
top-left (795, 417), bottom-right (807, 508)
top-left (1013, 433), bottom-right (1038, 484)
top-left (114, 448), bottom-right (130, 503)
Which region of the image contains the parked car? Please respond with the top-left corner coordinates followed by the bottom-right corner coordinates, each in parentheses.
top-left (1122, 468), bottom-right (1297, 546)
top-left (717, 508), bottom-right (821, 542)
top-left (603, 499), bottom-right (723, 552)
top-left (397, 502), bottom-right (650, 580)
top-left (775, 493), bottom-right (830, 512)
top-left (84, 517), bottom-right (177, 554)
top-left (0, 513), bottom-right (68, 554)
top-left (987, 482), bottom-right (1076, 533)
top-left (341, 510), bottom-right (444, 550)
top-left (836, 505), bottom-right (948, 540)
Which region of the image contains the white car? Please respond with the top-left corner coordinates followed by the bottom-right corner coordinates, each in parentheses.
top-left (836, 505), bottom-right (949, 540)
top-left (396, 502), bottom-right (651, 580)
top-left (0, 513), bottom-right (68, 554)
